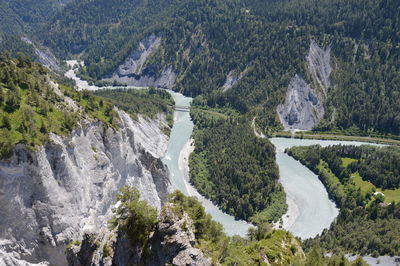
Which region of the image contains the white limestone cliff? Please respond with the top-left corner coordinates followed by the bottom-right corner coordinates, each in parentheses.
top-left (306, 40), bottom-right (332, 95)
top-left (0, 111), bottom-right (171, 266)
top-left (278, 41), bottom-right (331, 131)
top-left (105, 34), bottom-right (177, 89)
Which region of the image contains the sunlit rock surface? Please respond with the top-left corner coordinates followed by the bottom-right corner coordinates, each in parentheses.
top-left (222, 70), bottom-right (240, 92)
top-left (66, 203), bottom-right (211, 266)
top-left (105, 34), bottom-right (177, 89)
top-left (21, 37), bottom-right (60, 71)
top-left (0, 111), bottom-right (171, 265)
top-left (277, 75), bottom-right (324, 131)
top-left (306, 40), bottom-right (332, 94)
top-left (278, 41), bottom-right (331, 131)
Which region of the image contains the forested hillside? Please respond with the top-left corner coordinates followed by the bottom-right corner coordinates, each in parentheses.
top-left (0, 54), bottom-right (112, 158)
top-left (0, 0), bottom-right (71, 34)
top-left (288, 145), bottom-right (400, 256)
top-left (37, 0), bottom-right (400, 136)
top-left (189, 107), bottom-right (287, 222)
top-left (0, 55), bottom-right (173, 159)
top-left (0, 0), bottom-right (23, 34)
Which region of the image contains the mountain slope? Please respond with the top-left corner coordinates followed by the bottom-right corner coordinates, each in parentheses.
top-left (0, 0), bottom-right (72, 34)
top-left (39, 0), bottom-right (400, 136)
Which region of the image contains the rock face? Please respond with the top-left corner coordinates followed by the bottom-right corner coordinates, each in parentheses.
top-left (147, 204), bottom-right (211, 266)
top-left (0, 110), bottom-right (171, 265)
top-left (278, 41), bottom-right (331, 131)
top-left (306, 40), bottom-right (332, 94)
top-left (21, 37), bottom-right (60, 71)
top-left (66, 204), bottom-right (211, 266)
top-left (222, 70), bottom-right (240, 92)
top-left (105, 34), bottom-right (177, 89)
top-left (277, 75), bottom-right (324, 131)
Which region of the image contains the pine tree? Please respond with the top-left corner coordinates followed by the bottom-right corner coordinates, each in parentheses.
top-left (2, 116), bottom-right (11, 130)
top-left (40, 120), bottom-right (47, 134)
top-left (0, 87), bottom-right (4, 104)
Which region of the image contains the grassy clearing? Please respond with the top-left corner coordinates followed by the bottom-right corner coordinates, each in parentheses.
top-left (317, 160), bottom-right (342, 187)
top-left (351, 173), bottom-right (400, 203)
top-left (351, 173), bottom-right (375, 194)
top-left (341, 157), bottom-right (356, 167)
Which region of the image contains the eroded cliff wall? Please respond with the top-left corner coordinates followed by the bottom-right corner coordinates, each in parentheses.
top-left (278, 41), bottom-right (331, 131)
top-left (0, 111), bottom-right (171, 265)
top-left (105, 34), bottom-right (177, 89)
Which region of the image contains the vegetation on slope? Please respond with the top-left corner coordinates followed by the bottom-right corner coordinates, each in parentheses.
top-left (0, 0), bottom-right (69, 35)
top-left (108, 188), bottom-right (366, 265)
top-left (38, 0), bottom-right (400, 136)
top-left (0, 55), bottom-right (116, 158)
top-left (288, 145), bottom-right (400, 256)
top-left (168, 190), bottom-right (304, 265)
top-left (0, 35), bottom-right (39, 61)
top-left (93, 87), bottom-right (174, 127)
top-left (109, 185), bottom-right (158, 248)
top-left (0, 56), bottom-right (174, 159)
top-left (189, 107), bottom-right (287, 222)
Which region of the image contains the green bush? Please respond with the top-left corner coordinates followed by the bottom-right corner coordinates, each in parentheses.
top-left (109, 186), bottom-right (158, 248)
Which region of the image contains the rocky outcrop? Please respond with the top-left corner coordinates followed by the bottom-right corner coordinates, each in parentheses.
top-left (66, 204), bottom-right (211, 266)
top-left (66, 233), bottom-right (101, 266)
top-left (114, 34), bottom-right (161, 76)
top-left (21, 37), bottom-right (60, 71)
top-left (277, 75), bottom-right (324, 131)
top-left (278, 41), bottom-right (331, 131)
top-left (147, 203), bottom-right (211, 266)
top-left (222, 70), bottom-right (241, 92)
top-left (105, 34), bottom-right (177, 89)
top-left (0, 110), bottom-right (171, 265)
top-left (306, 40), bottom-right (332, 94)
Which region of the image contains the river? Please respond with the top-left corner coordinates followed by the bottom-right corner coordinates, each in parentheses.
top-left (270, 138), bottom-right (384, 239)
top-left (65, 60), bottom-right (252, 236)
top-left (65, 61), bottom-right (398, 264)
top-left (161, 91), bottom-right (252, 236)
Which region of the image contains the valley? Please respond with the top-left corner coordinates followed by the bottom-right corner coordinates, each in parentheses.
top-left (0, 0), bottom-right (399, 265)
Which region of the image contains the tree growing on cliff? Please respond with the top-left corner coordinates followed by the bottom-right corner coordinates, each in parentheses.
top-left (109, 186), bottom-right (158, 248)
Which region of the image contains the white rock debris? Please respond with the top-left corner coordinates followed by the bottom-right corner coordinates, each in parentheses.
top-left (105, 34), bottom-right (177, 89)
top-left (21, 37), bottom-right (60, 72)
top-left (222, 70), bottom-right (240, 92)
top-left (277, 74), bottom-right (325, 131)
top-left (306, 40), bottom-right (332, 95)
top-left (278, 40), bottom-right (331, 131)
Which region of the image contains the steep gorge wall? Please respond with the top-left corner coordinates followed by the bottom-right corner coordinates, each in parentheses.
top-left (278, 41), bottom-right (331, 131)
top-left (0, 111), bottom-right (171, 266)
top-left (277, 74), bottom-right (324, 131)
top-left (104, 34), bottom-right (177, 89)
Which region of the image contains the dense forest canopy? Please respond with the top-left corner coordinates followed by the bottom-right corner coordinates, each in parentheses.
top-left (0, 0), bottom-right (398, 135)
top-left (31, 0), bottom-right (400, 136)
top-left (189, 107), bottom-right (287, 222)
top-left (0, 0), bottom-right (71, 35)
top-left (94, 87), bottom-right (174, 125)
